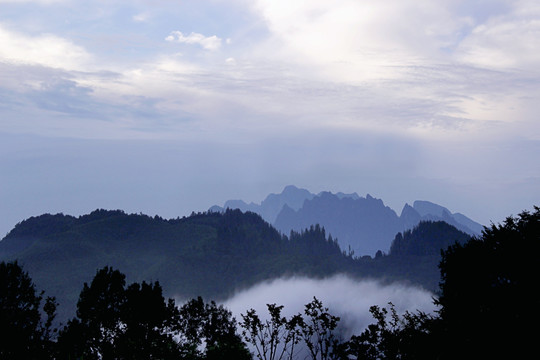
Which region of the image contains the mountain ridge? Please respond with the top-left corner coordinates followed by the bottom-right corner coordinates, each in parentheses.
top-left (0, 209), bottom-right (471, 323)
top-left (210, 186), bottom-right (483, 255)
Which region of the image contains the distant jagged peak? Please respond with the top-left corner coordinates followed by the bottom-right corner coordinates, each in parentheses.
top-left (263, 185), bottom-right (315, 209)
top-left (281, 184), bottom-right (310, 195)
top-left (316, 191), bottom-right (334, 199)
top-left (210, 187), bottom-right (484, 237)
top-left (216, 185), bottom-right (314, 208)
top-left (214, 186), bottom-right (382, 215)
top-left (399, 203), bottom-right (421, 226)
top-left (317, 190), bottom-right (360, 200)
top-left (407, 200), bottom-right (483, 235)
top-left (209, 185), bottom-right (316, 224)
top-left (364, 193), bottom-right (387, 206)
top-left (277, 203), bottom-right (296, 216)
top-left (412, 200), bottom-right (450, 218)
top-left (449, 212), bottom-right (485, 235)
top-left (400, 203), bottom-right (415, 214)
top-left (314, 191), bottom-right (385, 203)
top-left (223, 199), bottom-right (256, 209)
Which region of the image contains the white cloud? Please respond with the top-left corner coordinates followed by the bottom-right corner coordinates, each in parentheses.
top-left (250, 0), bottom-right (540, 82)
top-left (0, 24), bottom-right (91, 71)
top-left (166, 31), bottom-right (223, 51)
top-left (250, 0), bottom-right (468, 82)
top-left (223, 275), bottom-right (436, 337)
top-left (454, 1), bottom-right (540, 71)
top-left (1, 0), bottom-right (538, 140)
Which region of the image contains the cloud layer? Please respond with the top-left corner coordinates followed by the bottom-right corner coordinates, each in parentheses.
top-left (1, 0), bottom-right (539, 237)
top-left (2, 0), bottom-right (539, 138)
top-left (222, 275), bottom-right (436, 338)
top-left (0, 24), bottom-right (91, 70)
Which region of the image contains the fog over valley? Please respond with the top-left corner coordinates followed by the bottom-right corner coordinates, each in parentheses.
top-left (221, 275), bottom-right (436, 337)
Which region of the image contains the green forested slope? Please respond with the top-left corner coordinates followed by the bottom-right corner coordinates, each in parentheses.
top-left (0, 209), bottom-right (471, 322)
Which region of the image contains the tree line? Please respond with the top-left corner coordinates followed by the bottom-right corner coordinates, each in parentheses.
top-left (1, 206), bottom-right (538, 359)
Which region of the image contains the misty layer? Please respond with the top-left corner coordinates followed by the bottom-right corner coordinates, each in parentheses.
top-left (223, 275), bottom-right (436, 337)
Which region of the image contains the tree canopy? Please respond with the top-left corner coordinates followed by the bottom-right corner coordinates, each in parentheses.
top-left (347, 206), bottom-right (540, 359)
top-left (56, 267), bottom-right (250, 360)
top-left (435, 206), bottom-right (540, 358)
top-left (0, 261), bottom-right (57, 359)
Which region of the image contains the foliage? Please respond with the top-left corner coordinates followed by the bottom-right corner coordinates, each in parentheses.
top-left (240, 304), bottom-right (302, 360)
top-left (435, 206), bottom-right (540, 358)
top-left (117, 281), bottom-right (182, 360)
top-left (177, 296), bottom-right (251, 360)
top-left (241, 297), bottom-right (341, 360)
top-left (344, 303), bottom-right (437, 360)
top-left (389, 221), bottom-right (471, 256)
top-left (300, 297), bottom-right (341, 360)
top-left (345, 206), bottom-right (540, 359)
top-left (0, 260), bottom-right (57, 359)
top-left (57, 267), bottom-right (182, 359)
top-left (55, 266), bottom-right (250, 360)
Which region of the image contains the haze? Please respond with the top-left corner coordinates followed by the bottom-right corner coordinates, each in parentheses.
top-left (1, 0), bottom-right (539, 236)
top-left (222, 275), bottom-right (436, 337)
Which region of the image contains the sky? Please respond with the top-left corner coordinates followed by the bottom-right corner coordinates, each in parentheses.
top-left (1, 0), bottom-right (539, 237)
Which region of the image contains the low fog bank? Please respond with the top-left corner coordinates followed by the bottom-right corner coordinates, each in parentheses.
top-left (223, 275), bottom-right (437, 338)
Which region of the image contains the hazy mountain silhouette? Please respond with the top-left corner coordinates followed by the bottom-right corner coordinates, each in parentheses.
top-left (211, 186), bottom-right (483, 256)
top-left (209, 185), bottom-right (315, 224)
top-left (0, 209), bottom-right (472, 324)
top-left (410, 200), bottom-right (484, 234)
top-left (274, 192), bottom-right (402, 256)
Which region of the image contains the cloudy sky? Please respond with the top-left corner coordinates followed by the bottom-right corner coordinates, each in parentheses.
top-left (1, 0), bottom-right (539, 237)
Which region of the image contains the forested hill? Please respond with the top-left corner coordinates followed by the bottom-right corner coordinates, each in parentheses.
top-left (0, 209), bottom-right (471, 322)
top-left (0, 209), bottom-right (354, 321)
top-left (389, 221), bottom-right (472, 256)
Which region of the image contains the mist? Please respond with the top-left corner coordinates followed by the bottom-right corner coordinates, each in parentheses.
top-left (222, 275), bottom-right (437, 338)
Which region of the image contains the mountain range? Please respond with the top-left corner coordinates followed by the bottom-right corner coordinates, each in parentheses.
top-left (0, 209), bottom-right (471, 324)
top-left (210, 185), bottom-right (483, 255)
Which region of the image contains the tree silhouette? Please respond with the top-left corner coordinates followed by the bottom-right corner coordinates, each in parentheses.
top-left (300, 297), bottom-right (341, 360)
top-left (436, 206), bottom-right (540, 359)
top-left (0, 261), bottom-right (57, 359)
top-left (58, 266), bottom-right (127, 359)
top-left (116, 281), bottom-right (182, 360)
top-left (58, 267), bottom-right (182, 359)
top-left (178, 296), bottom-right (251, 360)
top-left (240, 303), bottom-right (303, 360)
top-left (342, 206), bottom-right (540, 359)
top-left (344, 303), bottom-right (437, 360)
